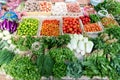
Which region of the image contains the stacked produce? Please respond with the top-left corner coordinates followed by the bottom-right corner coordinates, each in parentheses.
top-left (40, 19), bottom-right (60, 36)
top-left (17, 18), bottom-right (39, 36)
top-left (67, 34), bottom-right (94, 58)
top-left (52, 2), bottom-right (67, 15)
top-left (1, 0), bottom-right (120, 80)
top-left (79, 16), bottom-right (91, 25)
top-left (66, 2), bottom-right (80, 13)
top-left (0, 19), bottom-right (18, 33)
top-left (89, 14), bottom-right (100, 23)
top-left (84, 23), bottom-right (102, 32)
top-left (24, 1), bottom-right (40, 12)
top-left (63, 17), bottom-right (82, 34)
top-left (39, 1), bottom-right (52, 12)
top-left (101, 17), bottom-right (119, 28)
top-left (51, 0), bottom-right (64, 3)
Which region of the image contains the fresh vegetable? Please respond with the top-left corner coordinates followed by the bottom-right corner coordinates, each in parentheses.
top-left (49, 47), bottom-right (75, 63)
top-left (36, 53), bottom-right (54, 77)
top-left (5, 55), bottom-right (40, 80)
top-left (53, 63), bottom-right (67, 78)
top-left (114, 15), bottom-right (120, 25)
top-left (90, 14), bottom-right (100, 23)
top-left (105, 27), bottom-right (120, 42)
top-left (63, 17), bottom-right (82, 34)
top-left (40, 19), bottom-right (60, 36)
top-left (83, 50), bottom-right (119, 80)
top-left (66, 2), bottom-right (81, 13)
top-left (39, 1), bottom-right (52, 12)
top-left (41, 34), bottom-right (71, 50)
top-left (79, 16), bottom-right (91, 25)
top-left (0, 19), bottom-right (18, 33)
top-left (94, 0), bottom-right (120, 16)
top-left (12, 35), bottom-right (41, 51)
top-left (66, 60), bottom-right (83, 78)
top-left (24, 1), bottom-right (40, 12)
top-left (101, 17), bottom-right (118, 28)
top-left (17, 18), bottom-right (39, 36)
top-left (67, 34), bottom-right (94, 59)
top-left (0, 49), bottom-right (15, 66)
top-left (84, 23), bottom-right (102, 32)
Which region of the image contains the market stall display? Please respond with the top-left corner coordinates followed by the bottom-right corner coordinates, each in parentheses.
top-left (62, 17), bottom-right (82, 34)
top-left (40, 19), bottom-right (60, 36)
top-left (17, 18), bottom-right (39, 36)
top-left (52, 2), bottom-right (67, 16)
top-left (0, 0), bottom-right (120, 80)
top-left (101, 17), bottom-right (119, 28)
top-left (39, 1), bottom-right (52, 12)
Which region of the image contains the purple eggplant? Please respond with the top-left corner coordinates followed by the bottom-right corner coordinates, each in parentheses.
top-left (0, 19), bottom-right (18, 33)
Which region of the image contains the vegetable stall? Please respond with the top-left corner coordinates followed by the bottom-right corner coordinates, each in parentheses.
top-left (0, 0), bottom-right (120, 80)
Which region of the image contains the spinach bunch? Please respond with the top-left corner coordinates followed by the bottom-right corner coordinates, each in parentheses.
top-left (36, 53), bottom-right (54, 77)
top-left (5, 55), bottom-right (40, 80)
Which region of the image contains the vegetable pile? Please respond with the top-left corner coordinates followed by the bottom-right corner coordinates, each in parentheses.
top-left (90, 14), bottom-right (100, 23)
top-left (84, 23), bottom-right (102, 32)
top-left (40, 19), bottom-right (60, 36)
top-left (0, 49), bottom-right (15, 66)
top-left (39, 1), bottom-right (52, 12)
top-left (0, 19), bottom-right (18, 33)
top-left (66, 3), bottom-right (81, 13)
top-left (79, 16), bottom-right (90, 25)
top-left (63, 17), bottom-right (82, 34)
top-left (5, 55), bottom-right (40, 80)
top-left (17, 18), bottom-right (39, 36)
top-left (101, 17), bottom-right (118, 28)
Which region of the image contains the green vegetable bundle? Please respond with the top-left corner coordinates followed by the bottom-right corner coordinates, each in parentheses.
top-left (36, 53), bottom-right (54, 77)
top-left (90, 14), bottom-right (100, 23)
top-left (49, 47), bottom-right (75, 63)
top-left (5, 55), bottom-right (40, 80)
top-left (0, 49), bottom-right (15, 66)
top-left (83, 50), bottom-right (119, 80)
top-left (94, 0), bottom-right (120, 15)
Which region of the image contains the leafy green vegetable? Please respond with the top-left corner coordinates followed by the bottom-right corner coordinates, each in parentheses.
top-left (49, 47), bottom-right (75, 63)
top-left (94, 0), bottom-right (120, 15)
top-left (36, 53), bottom-right (54, 77)
top-left (105, 27), bottom-right (120, 42)
top-left (41, 34), bottom-right (71, 49)
top-left (12, 35), bottom-right (41, 51)
top-left (66, 60), bottom-right (83, 78)
top-left (53, 63), bottom-right (67, 78)
top-left (90, 14), bottom-right (100, 23)
top-left (111, 54), bottom-right (120, 75)
top-left (0, 49), bottom-right (15, 66)
top-left (5, 55), bottom-right (40, 80)
top-left (83, 50), bottom-right (119, 79)
top-left (114, 15), bottom-right (120, 25)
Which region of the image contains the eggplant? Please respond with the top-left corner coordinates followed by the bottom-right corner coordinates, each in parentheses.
top-left (0, 19), bottom-right (18, 33)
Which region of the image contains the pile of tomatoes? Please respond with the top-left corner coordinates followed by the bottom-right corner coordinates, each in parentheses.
top-left (63, 17), bottom-right (82, 34)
